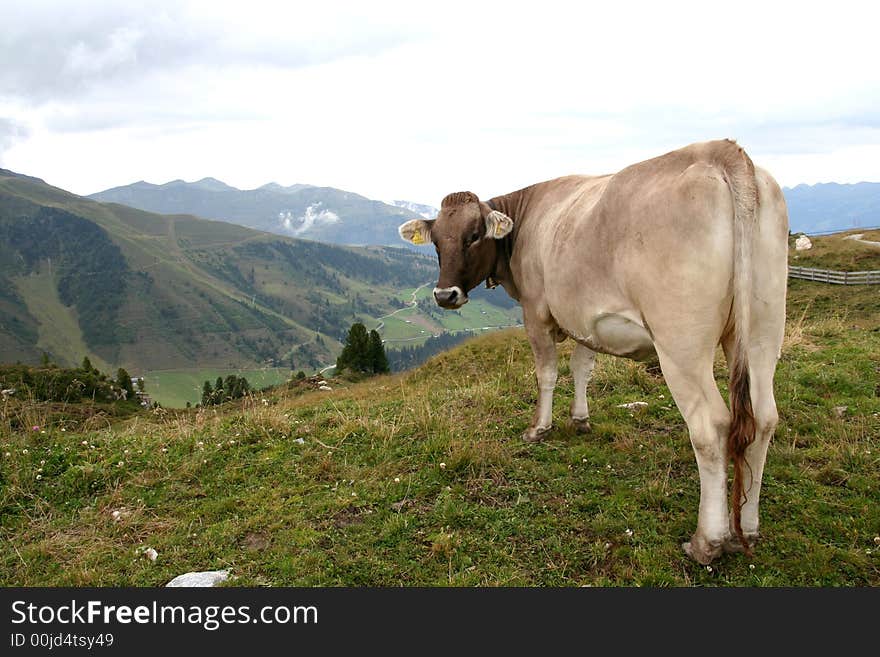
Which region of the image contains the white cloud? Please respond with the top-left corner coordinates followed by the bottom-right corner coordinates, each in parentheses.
top-left (1, 0), bottom-right (879, 203)
top-left (280, 204), bottom-right (340, 235)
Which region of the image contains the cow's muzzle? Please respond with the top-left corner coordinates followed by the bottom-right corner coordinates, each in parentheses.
top-left (433, 286), bottom-right (467, 309)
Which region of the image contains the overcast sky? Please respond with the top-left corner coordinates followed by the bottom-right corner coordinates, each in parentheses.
top-left (1, 0), bottom-right (879, 205)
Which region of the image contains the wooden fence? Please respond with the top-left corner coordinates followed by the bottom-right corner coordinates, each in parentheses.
top-left (788, 266), bottom-right (880, 285)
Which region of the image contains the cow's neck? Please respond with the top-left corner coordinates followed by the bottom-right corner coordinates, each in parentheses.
top-left (486, 190), bottom-right (529, 300)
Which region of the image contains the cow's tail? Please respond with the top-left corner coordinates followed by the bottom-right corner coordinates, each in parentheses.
top-left (722, 140), bottom-right (758, 556)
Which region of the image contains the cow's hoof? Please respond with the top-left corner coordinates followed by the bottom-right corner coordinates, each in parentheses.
top-left (682, 534), bottom-right (724, 565)
top-left (571, 417), bottom-right (591, 434)
top-left (722, 532), bottom-right (760, 554)
top-left (522, 425), bottom-right (552, 443)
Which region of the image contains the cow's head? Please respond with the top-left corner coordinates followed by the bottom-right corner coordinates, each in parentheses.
top-left (398, 191), bottom-right (513, 309)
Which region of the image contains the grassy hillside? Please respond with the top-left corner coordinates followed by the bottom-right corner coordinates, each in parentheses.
top-left (0, 170), bottom-right (437, 374)
top-left (1, 233), bottom-right (877, 584)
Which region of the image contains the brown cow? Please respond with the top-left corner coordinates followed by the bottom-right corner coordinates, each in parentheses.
top-left (399, 140), bottom-right (788, 564)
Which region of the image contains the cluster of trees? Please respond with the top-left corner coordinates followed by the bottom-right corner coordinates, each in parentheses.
top-left (0, 355), bottom-right (143, 404)
top-left (335, 323), bottom-right (389, 375)
top-left (201, 375), bottom-right (251, 406)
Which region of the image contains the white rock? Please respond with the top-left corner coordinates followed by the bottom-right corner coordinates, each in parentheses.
top-left (616, 401), bottom-right (649, 411)
top-left (144, 548), bottom-right (158, 562)
top-left (165, 570), bottom-right (230, 587)
top-left (795, 235), bottom-right (812, 250)
top-left (318, 385), bottom-right (332, 391)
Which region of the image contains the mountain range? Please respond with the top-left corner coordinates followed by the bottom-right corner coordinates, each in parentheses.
top-left (91, 177), bottom-right (880, 241)
top-left (782, 182), bottom-right (880, 234)
top-left (0, 169), bottom-right (436, 373)
top-left (89, 178), bottom-right (427, 246)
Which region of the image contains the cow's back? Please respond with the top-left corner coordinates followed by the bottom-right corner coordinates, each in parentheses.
top-left (537, 141), bottom-right (753, 334)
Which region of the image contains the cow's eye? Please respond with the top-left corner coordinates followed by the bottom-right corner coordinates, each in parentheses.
top-left (466, 232), bottom-right (480, 246)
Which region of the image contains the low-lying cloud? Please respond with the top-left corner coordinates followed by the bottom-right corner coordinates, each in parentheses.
top-left (279, 203), bottom-right (340, 236)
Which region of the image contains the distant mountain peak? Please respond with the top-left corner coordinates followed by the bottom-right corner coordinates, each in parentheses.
top-left (192, 177), bottom-right (237, 192)
top-left (388, 200), bottom-right (439, 220)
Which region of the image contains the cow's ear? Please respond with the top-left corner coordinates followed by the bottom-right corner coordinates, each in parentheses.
top-left (484, 210), bottom-right (513, 239)
top-left (398, 219), bottom-right (434, 245)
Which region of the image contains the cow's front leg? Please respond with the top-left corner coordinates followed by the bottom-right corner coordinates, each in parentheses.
top-left (523, 318), bottom-right (558, 443)
top-left (569, 344), bottom-right (596, 433)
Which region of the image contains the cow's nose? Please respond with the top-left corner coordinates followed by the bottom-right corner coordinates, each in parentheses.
top-left (433, 287), bottom-right (459, 306)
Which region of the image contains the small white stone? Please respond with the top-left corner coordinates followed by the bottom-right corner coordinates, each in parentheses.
top-left (394, 477), bottom-right (401, 483)
top-left (319, 385), bottom-right (332, 391)
top-left (145, 548), bottom-right (158, 562)
top-left (616, 401), bottom-right (649, 411)
top-left (165, 570), bottom-right (229, 587)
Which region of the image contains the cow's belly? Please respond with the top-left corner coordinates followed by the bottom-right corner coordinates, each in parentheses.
top-left (559, 312), bottom-right (656, 361)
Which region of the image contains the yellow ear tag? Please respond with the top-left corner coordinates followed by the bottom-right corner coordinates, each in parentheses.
top-left (495, 224), bottom-right (504, 237)
top-left (412, 232), bottom-right (425, 245)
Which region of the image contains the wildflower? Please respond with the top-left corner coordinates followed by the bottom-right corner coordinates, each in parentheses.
top-left (117, 461), bottom-right (124, 468)
top-left (144, 548), bottom-right (158, 562)
top-left (351, 492), bottom-right (357, 497)
top-left (874, 536), bottom-right (880, 546)
top-left (40, 459), bottom-right (45, 465)
top-left (60, 428), bottom-right (66, 432)
top-left (111, 510), bottom-right (121, 521)
top-left (36, 474), bottom-right (42, 480)
top-left (624, 528), bottom-right (634, 538)
top-left (706, 565), bottom-right (713, 573)
top-left (4, 453), bottom-right (9, 458)
top-left (81, 440), bottom-right (88, 446)
top-left (394, 477), bottom-right (401, 483)
top-left (22, 449), bottom-right (28, 455)
top-left (439, 462), bottom-right (447, 470)
top-left (161, 447), bottom-right (168, 453)
top-left (749, 564), bottom-right (755, 570)
top-left (32, 425), bottom-right (39, 431)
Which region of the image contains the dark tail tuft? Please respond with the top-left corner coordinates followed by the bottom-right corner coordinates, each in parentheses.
top-left (729, 356), bottom-right (756, 556)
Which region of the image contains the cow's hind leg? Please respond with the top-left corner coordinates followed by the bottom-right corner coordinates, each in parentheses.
top-left (569, 344), bottom-right (596, 433)
top-left (523, 310), bottom-right (558, 443)
top-left (656, 345), bottom-right (731, 565)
